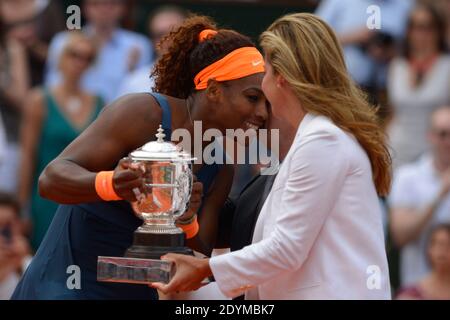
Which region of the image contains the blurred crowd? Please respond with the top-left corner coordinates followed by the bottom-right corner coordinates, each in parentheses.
top-left (1, 0), bottom-right (450, 300)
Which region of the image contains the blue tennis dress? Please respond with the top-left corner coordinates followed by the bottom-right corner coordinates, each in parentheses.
top-left (12, 93), bottom-right (220, 300)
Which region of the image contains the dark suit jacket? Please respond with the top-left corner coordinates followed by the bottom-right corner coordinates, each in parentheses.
top-left (216, 174), bottom-right (275, 252)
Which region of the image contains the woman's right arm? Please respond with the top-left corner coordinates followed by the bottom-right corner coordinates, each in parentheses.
top-left (39, 94), bottom-right (162, 204)
top-left (18, 89), bottom-right (45, 208)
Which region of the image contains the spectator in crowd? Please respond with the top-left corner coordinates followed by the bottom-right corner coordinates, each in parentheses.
top-left (316, 0), bottom-right (413, 94)
top-left (0, 193), bottom-right (30, 300)
top-left (45, 0), bottom-right (152, 103)
top-left (390, 106), bottom-right (450, 286)
top-left (116, 5), bottom-right (187, 98)
top-left (19, 32), bottom-right (103, 250)
top-left (387, 4), bottom-right (450, 168)
top-left (396, 224), bottom-right (450, 300)
top-left (1, 0), bottom-right (65, 86)
top-left (0, 12), bottom-right (30, 196)
top-left (0, 113), bottom-right (6, 166)
top-left (421, 0), bottom-right (450, 49)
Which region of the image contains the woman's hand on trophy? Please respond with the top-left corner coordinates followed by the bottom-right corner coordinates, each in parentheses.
top-left (112, 158), bottom-right (146, 202)
top-left (150, 253), bottom-right (212, 294)
top-left (177, 177), bottom-right (203, 223)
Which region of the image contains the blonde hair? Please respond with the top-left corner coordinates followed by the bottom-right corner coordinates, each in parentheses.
top-left (260, 13), bottom-right (392, 196)
top-left (58, 31), bottom-right (98, 70)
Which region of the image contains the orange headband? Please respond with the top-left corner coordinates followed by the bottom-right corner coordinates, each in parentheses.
top-left (193, 46), bottom-right (265, 90)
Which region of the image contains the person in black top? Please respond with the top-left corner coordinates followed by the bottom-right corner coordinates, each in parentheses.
top-left (213, 102), bottom-right (295, 299)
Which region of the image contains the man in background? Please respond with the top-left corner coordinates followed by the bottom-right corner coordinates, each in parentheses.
top-left (116, 5), bottom-right (187, 98)
top-left (316, 0), bottom-right (413, 95)
top-left (390, 106), bottom-right (450, 286)
top-left (45, 0), bottom-right (152, 103)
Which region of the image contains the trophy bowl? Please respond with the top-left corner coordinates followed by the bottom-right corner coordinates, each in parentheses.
top-left (97, 125), bottom-right (197, 284)
top-left (130, 159), bottom-right (191, 232)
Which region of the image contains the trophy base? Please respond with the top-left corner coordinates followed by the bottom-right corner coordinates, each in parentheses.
top-left (97, 256), bottom-right (175, 284)
top-left (97, 229), bottom-right (193, 284)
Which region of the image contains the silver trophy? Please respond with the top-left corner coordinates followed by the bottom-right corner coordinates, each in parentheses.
top-left (97, 125), bottom-right (196, 284)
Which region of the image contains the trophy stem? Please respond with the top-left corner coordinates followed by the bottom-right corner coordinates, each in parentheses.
top-left (139, 216), bottom-right (181, 234)
top-left (125, 222), bottom-right (193, 260)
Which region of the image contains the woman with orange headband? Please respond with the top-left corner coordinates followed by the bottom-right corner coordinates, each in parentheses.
top-left (11, 16), bottom-right (267, 300)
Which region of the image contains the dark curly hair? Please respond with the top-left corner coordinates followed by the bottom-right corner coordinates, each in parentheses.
top-left (151, 15), bottom-right (256, 99)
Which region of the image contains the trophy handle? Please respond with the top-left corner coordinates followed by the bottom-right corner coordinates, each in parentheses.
top-left (175, 165), bottom-right (193, 216)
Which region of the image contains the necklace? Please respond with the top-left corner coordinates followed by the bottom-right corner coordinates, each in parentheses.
top-left (66, 96), bottom-right (83, 115)
top-left (410, 54), bottom-right (439, 86)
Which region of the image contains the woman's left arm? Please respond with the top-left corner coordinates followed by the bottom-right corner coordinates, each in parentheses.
top-left (154, 130), bottom-right (349, 296)
top-left (185, 165), bottom-right (235, 256)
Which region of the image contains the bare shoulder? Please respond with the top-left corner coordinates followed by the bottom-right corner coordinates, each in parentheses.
top-left (24, 88), bottom-right (46, 118)
top-left (92, 93), bottom-right (166, 150)
top-left (99, 93), bottom-right (164, 132)
top-left (101, 93), bottom-right (162, 120)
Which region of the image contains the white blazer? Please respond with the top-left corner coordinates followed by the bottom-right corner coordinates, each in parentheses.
top-left (210, 113), bottom-right (391, 300)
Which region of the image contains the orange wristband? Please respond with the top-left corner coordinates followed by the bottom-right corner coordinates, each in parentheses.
top-left (95, 171), bottom-right (122, 201)
top-left (179, 216), bottom-right (199, 240)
